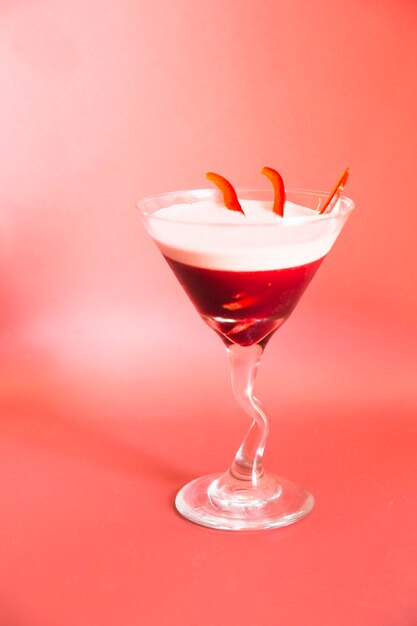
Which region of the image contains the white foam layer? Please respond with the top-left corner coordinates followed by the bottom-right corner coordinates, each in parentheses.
top-left (149, 198), bottom-right (344, 271)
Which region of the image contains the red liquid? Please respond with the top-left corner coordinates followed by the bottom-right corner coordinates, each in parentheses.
top-left (165, 256), bottom-right (325, 346)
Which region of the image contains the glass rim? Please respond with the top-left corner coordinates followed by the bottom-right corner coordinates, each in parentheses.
top-left (136, 187), bottom-right (355, 227)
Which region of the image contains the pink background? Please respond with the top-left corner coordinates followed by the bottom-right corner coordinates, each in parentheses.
top-left (0, 1), bottom-right (416, 625)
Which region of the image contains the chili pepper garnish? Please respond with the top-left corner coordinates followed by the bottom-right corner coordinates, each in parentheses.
top-left (319, 168), bottom-right (349, 214)
top-left (206, 172), bottom-right (245, 213)
top-left (261, 166), bottom-right (285, 217)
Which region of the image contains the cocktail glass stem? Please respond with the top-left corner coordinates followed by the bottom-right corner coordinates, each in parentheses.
top-left (207, 343), bottom-right (281, 509)
top-left (228, 344), bottom-right (267, 485)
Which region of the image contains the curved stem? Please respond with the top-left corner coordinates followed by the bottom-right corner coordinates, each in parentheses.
top-left (227, 343), bottom-right (268, 487)
top-left (177, 341), bottom-right (315, 527)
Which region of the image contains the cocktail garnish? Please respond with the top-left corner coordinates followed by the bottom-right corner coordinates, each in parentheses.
top-left (319, 168), bottom-right (349, 214)
top-left (228, 320), bottom-right (257, 335)
top-left (223, 294), bottom-right (259, 311)
top-left (206, 172), bottom-right (245, 213)
top-left (261, 167), bottom-right (285, 217)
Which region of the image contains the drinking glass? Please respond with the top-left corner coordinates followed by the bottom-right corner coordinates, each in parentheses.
top-left (138, 188), bottom-right (354, 530)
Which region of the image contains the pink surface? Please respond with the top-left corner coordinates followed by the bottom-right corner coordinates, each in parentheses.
top-left (0, 1), bottom-right (416, 625)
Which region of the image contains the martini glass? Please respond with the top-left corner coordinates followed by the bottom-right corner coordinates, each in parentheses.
top-left (138, 188), bottom-right (354, 531)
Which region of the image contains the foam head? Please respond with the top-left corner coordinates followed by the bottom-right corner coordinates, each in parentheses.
top-left (139, 189), bottom-right (354, 272)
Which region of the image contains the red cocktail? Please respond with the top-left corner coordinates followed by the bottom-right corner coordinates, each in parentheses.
top-left (138, 181), bottom-right (354, 531)
top-left (165, 256), bottom-right (324, 346)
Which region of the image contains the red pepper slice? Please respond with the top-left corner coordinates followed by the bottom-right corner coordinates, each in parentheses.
top-left (222, 294), bottom-right (260, 310)
top-left (206, 172), bottom-right (244, 213)
top-left (319, 167), bottom-right (350, 214)
top-left (261, 167), bottom-right (285, 217)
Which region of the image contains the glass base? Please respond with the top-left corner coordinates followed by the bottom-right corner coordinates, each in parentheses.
top-left (175, 472), bottom-right (314, 531)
